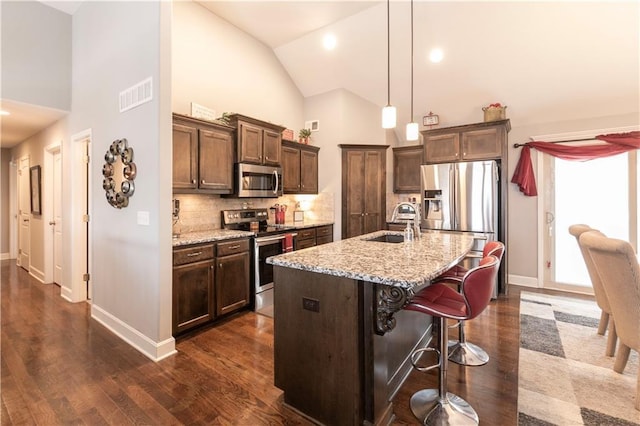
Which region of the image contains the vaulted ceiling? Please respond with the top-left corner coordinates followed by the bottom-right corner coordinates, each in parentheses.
top-left (4, 1), bottom-right (638, 147)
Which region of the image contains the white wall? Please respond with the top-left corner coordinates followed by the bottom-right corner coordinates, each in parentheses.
top-left (70, 1), bottom-right (174, 360)
top-left (304, 88), bottom-right (388, 240)
top-left (0, 1), bottom-right (71, 110)
top-left (172, 1), bottom-right (303, 132)
top-left (0, 149), bottom-right (11, 258)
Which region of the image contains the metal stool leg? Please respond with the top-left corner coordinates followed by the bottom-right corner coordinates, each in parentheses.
top-left (448, 319), bottom-right (490, 366)
top-left (410, 316), bottom-right (479, 425)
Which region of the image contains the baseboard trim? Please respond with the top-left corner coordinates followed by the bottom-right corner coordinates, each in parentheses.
top-left (91, 304), bottom-right (177, 362)
top-left (60, 286), bottom-right (73, 302)
top-left (509, 274), bottom-right (539, 288)
top-left (0, 252), bottom-right (10, 260)
top-left (30, 266), bottom-right (45, 283)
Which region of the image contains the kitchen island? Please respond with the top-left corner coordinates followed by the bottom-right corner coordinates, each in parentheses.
top-left (267, 230), bottom-right (474, 425)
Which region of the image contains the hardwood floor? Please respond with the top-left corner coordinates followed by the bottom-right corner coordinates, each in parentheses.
top-left (2, 259), bottom-right (532, 425)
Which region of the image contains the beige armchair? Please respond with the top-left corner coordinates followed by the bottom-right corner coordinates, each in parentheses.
top-left (580, 231), bottom-right (640, 411)
top-left (568, 225), bottom-right (617, 356)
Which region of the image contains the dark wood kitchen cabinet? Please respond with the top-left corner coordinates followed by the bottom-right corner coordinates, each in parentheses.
top-left (172, 243), bottom-right (215, 335)
top-left (340, 145), bottom-right (389, 239)
top-left (282, 140), bottom-right (319, 194)
top-left (294, 225), bottom-right (334, 250)
top-left (172, 113), bottom-right (234, 194)
top-left (227, 114), bottom-right (285, 166)
top-left (393, 145), bottom-right (422, 193)
top-left (215, 239), bottom-right (250, 317)
top-left (422, 119), bottom-right (510, 164)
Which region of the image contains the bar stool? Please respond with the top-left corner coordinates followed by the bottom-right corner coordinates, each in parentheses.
top-left (404, 255), bottom-right (500, 425)
top-left (432, 241), bottom-right (504, 366)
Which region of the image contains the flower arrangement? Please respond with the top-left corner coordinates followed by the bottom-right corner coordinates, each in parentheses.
top-left (299, 128), bottom-right (312, 144)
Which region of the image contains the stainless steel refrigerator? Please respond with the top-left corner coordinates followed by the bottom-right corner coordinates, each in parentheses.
top-left (421, 160), bottom-right (501, 295)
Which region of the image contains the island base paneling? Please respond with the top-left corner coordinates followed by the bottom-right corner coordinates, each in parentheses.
top-left (273, 267), bottom-right (432, 425)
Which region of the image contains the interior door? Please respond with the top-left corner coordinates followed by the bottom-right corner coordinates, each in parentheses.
top-left (53, 150), bottom-right (63, 284)
top-left (18, 156), bottom-right (30, 270)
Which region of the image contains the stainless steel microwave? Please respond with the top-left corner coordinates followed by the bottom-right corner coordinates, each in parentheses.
top-left (234, 163), bottom-right (282, 198)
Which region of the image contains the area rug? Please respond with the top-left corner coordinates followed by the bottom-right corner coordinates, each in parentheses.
top-left (518, 291), bottom-right (640, 425)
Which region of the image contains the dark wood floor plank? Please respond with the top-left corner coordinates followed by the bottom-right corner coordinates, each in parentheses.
top-left (2, 259), bottom-right (555, 425)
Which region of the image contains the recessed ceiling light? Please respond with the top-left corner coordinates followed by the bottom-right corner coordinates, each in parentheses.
top-left (0, 110), bottom-right (10, 116)
top-left (429, 48), bottom-right (444, 63)
top-left (323, 34), bottom-right (337, 51)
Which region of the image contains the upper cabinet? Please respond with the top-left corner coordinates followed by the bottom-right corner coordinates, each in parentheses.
top-left (227, 114), bottom-right (285, 166)
top-left (173, 113), bottom-right (235, 194)
top-left (392, 145), bottom-right (422, 193)
top-left (282, 140), bottom-right (319, 194)
top-left (422, 119), bottom-right (511, 164)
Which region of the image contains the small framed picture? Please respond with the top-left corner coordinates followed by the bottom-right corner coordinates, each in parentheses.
top-left (305, 120), bottom-right (320, 132)
top-left (30, 165), bottom-right (42, 215)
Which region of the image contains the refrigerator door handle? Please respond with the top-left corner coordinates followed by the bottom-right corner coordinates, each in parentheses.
top-left (450, 163), bottom-right (458, 230)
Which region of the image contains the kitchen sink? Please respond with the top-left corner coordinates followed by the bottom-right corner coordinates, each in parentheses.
top-left (365, 234), bottom-right (404, 243)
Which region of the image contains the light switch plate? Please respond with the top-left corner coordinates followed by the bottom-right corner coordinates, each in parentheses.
top-left (137, 211), bottom-right (150, 226)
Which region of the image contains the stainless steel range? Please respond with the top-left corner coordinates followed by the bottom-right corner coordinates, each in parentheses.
top-left (221, 208), bottom-right (297, 316)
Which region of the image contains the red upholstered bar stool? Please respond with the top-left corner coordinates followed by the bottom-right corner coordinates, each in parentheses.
top-left (432, 241), bottom-right (504, 366)
top-left (404, 255), bottom-right (500, 425)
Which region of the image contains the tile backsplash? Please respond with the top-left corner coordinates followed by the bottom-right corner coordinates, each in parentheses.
top-left (173, 192), bottom-right (335, 234)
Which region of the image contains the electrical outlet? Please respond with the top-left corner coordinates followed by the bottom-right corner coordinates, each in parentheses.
top-left (172, 199), bottom-right (180, 220)
top-left (302, 297), bottom-right (320, 312)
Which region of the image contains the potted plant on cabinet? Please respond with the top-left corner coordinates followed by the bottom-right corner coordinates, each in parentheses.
top-left (299, 128), bottom-right (312, 144)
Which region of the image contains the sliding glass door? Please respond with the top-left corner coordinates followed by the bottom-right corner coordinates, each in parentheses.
top-left (542, 149), bottom-right (638, 293)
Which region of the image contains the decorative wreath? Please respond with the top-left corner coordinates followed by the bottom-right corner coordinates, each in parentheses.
top-left (102, 138), bottom-right (137, 209)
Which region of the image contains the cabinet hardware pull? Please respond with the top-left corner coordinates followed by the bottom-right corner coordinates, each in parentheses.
top-left (201, 180), bottom-right (205, 184)
top-left (219, 263), bottom-right (223, 268)
top-left (186, 252), bottom-right (202, 257)
top-left (227, 245), bottom-right (240, 250)
top-left (192, 179), bottom-right (196, 184)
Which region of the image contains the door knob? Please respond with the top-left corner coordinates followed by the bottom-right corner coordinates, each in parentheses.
top-left (49, 221), bottom-right (56, 226)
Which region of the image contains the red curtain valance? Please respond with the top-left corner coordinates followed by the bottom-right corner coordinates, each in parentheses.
top-left (511, 131), bottom-right (640, 196)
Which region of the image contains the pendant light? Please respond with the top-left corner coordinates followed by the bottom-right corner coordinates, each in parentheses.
top-left (382, 0), bottom-right (396, 129)
top-left (406, 0), bottom-right (419, 141)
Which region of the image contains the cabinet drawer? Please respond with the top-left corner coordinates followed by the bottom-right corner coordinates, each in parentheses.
top-left (297, 228), bottom-right (316, 240)
top-left (316, 225), bottom-right (333, 238)
top-left (296, 238), bottom-right (316, 250)
top-left (173, 244), bottom-right (215, 266)
top-left (316, 235), bottom-right (333, 246)
top-left (217, 238), bottom-right (250, 257)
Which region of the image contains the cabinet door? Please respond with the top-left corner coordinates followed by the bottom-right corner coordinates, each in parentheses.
top-left (461, 127), bottom-right (503, 160)
top-left (295, 238), bottom-right (316, 250)
top-left (344, 150), bottom-right (366, 238)
top-left (393, 146), bottom-right (422, 193)
top-left (238, 122), bottom-right (263, 164)
top-left (172, 123), bottom-right (198, 190)
top-left (282, 145), bottom-right (301, 193)
top-left (199, 128), bottom-right (233, 193)
top-left (172, 259), bottom-right (214, 335)
top-left (262, 130), bottom-right (282, 166)
top-left (424, 133), bottom-right (460, 163)
top-left (300, 149), bottom-right (318, 194)
top-left (363, 151), bottom-right (384, 234)
top-left (215, 252), bottom-right (250, 316)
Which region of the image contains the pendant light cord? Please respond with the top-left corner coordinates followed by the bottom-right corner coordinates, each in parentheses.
top-left (387, 0), bottom-right (391, 106)
top-left (410, 0), bottom-right (414, 121)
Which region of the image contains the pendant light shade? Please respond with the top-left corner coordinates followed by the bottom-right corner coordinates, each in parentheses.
top-left (406, 0), bottom-right (418, 141)
top-left (381, 0), bottom-right (396, 129)
top-left (382, 105), bottom-right (397, 129)
top-left (406, 122), bottom-right (419, 141)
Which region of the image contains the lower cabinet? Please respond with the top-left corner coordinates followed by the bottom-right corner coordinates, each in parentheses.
top-left (215, 239), bottom-right (250, 316)
top-left (295, 225), bottom-right (334, 250)
top-left (172, 238), bottom-right (250, 336)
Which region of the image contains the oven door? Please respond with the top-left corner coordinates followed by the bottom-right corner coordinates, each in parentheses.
top-left (254, 233), bottom-right (297, 294)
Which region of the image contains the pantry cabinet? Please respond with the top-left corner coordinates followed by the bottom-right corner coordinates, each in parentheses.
top-left (172, 113), bottom-right (234, 194)
top-left (227, 114), bottom-right (285, 166)
top-left (340, 145), bottom-right (389, 239)
top-left (282, 140), bottom-right (319, 194)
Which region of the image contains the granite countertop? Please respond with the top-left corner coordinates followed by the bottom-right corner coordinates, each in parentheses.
top-left (172, 229), bottom-right (255, 247)
top-left (172, 221), bottom-right (335, 247)
top-left (267, 230), bottom-right (475, 289)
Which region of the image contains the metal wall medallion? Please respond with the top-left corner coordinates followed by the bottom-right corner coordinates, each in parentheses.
top-left (102, 138), bottom-right (136, 209)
